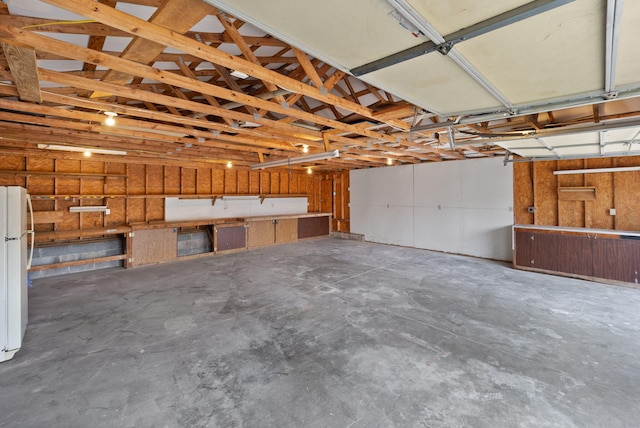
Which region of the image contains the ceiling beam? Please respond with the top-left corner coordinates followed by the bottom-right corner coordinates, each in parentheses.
top-left (91, 0), bottom-right (214, 98)
top-left (41, 0), bottom-right (409, 131)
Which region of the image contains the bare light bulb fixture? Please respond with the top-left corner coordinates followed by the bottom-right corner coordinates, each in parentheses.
top-left (306, 167), bottom-right (312, 175)
top-left (226, 161), bottom-right (233, 169)
top-left (83, 150), bottom-right (91, 158)
top-left (104, 111), bottom-right (117, 126)
top-left (302, 144), bottom-right (309, 153)
top-left (386, 158), bottom-right (393, 165)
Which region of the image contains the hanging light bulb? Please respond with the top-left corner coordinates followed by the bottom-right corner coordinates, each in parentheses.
top-left (104, 111), bottom-right (117, 126)
top-left (302, 144), bottom-right (309, 153)
top-left (226, 161), bottom-right (233, 169)
top-left (83, 150), bottom-right (91, 157)
top-left (306, 167), bottom-right (313, 174)
top-left (386, 158), bottom-right (393, 165)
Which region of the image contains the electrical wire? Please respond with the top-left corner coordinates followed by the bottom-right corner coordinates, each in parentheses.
top-left (21, 20), bottom-right (97, 30)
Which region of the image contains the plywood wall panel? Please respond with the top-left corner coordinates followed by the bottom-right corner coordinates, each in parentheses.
top-left (128, 164), bottom-right (145, 195)
top-left (533, 161), bottom-right (557, 225)
top-left (223, 169), bottom-right (236, 193)
top-left (280, 172), bottom-right (291, 194)
top-left (81, 212), bottom-right (103, 229)
top-left (58, 199), bottom-right (79, 230)
top-left (259, 172), bottom-right (269, 193)
top-left (558, 200), bottom-right (585, 227)
top-left (128, 199), bottom-right (145, 223)
top-left (106, 199), bottom-right (126, 226)
top-left (28, 157), bottom-right (52, 171)
top-left (181, 168), bottom-right (196, 194)
top-left (211, 169), bottom-right (225, 193)
top-left (2, 155), bottom-right (25, 171)
top-left (586, 176), bottom-right (613, 229)
top-left (196, 168), bottom-right (212, 194)
top-left (146, 164), bottom-right (164, 195)
top-left (270, 172), bottom-right (280, 194)
top-left (237, 170), bottom-right (249, 194)
top-left (249, 171), bottom-right (260, 194)
top-left (8, 152), bottom-right (332, 242)
top-left (613, 170), bottom-right (640, 230)
top-left (147, 199), bottom-right (164, 222)
top-left (27, 177), bottom-right (54, 195)
top-left (513, 162), bottom-right (534, 224)
top-left (164, 166), bottom-right (180, 194)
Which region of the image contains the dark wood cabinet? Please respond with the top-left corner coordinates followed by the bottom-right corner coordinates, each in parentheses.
top-left (514, 226), bottom-right (640, 285)
top-left (215, 224), bottom-right (247, 253)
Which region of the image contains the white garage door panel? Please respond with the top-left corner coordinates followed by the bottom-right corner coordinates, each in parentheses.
top-left (460, 158), bottom-right (512, 209)
top-left (352, 203), bottom-right (414, 247)
top-left (414, 206), bottom-right (463, 254)
top-left (413, 161), bottom-right (461, 206)
top-left (352, 159), bottom-right (513, 261)
top-left (461, 209), bottom-right (513, 261)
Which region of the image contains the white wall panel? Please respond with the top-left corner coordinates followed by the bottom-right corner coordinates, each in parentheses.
top-left (165, 197), bottom-right (308, 221)
top-left (413, 206), bottom-right (463, 254)
top-left (351, 158), bottom-right (513, 261)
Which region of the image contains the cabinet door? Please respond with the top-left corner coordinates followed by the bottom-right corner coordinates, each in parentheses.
top-left (131, 228), bottom-right (177, 266)
top-left (275, 218), bottom-right (297, 243)
top-left (215, 225), bottom-right (247, 252)
top-left (247, 220), bottom-right (275, 248)
top-left (298, 216), bottom-right (330, 239)
top-left (592, 237), bottom-right (640, 283)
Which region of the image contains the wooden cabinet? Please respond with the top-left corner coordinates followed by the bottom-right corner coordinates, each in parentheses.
top-left (248, 218), bottom-right (299, 248)
top-left (128, 214), bottom-right (330, 267)
top-left (298, 216), bottom-right (330, 239)
top-left (514, 226), bottom-right (640, 285)
top-left (215, 224), bottom-right (247, 253)
top-left (248, 220), bottom-right (275, 248)
top-left (131, 228), bottom-right (177, 267)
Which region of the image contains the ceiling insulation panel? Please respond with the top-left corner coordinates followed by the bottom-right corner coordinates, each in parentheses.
top-left (497, 126), bottom-right (640, 159)
top-left (602, 128), bottom-right (640, 142)
top-left (206, 0), bottom-right (625, 121)
top-left (405, 0), bottom-right (532, 36)
top-left (364, 53), bottom-right (502, 115)
top-left (542, 133), bottom-right (600, 147)
top-left (456, 0), bottom-right (604, 105)
top-left (614, 0), bottom-right (640, 88)
top-left (203, 0), bottom-right (423, 70)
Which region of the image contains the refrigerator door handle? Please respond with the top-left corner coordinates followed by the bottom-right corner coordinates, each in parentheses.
top-left (26, 193), bottom-right (35, 271)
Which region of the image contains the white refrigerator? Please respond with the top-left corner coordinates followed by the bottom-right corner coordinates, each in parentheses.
top-left (1, 186), bottom-right (34, 362)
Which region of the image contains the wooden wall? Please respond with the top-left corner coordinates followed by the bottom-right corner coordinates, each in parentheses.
top-left (514, 156), bottom-right (640, 231)
top-left (0, 153), bottom-right (351, 241)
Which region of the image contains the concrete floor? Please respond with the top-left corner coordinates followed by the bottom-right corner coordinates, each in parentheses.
top-left (1, 238), bottom-right (639, 428)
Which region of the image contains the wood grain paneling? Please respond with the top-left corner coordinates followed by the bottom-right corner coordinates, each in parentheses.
top-left (533, 161), bottom-right (558, 225)
top-left (592, 237), bottom-right (640, 283)
top-left (224, 169), bottom-right (236, 194)
top-left (298, 216), bottom-right (330, 239)
top-left (513, 162), bottom-right (534, 225)
top-left (516, 157), bottom-right (640, 232)
top-left (248, 220), bottom-right (275, 248)
top-left (613, 157), bottom-right (640, 230)
top-left (1, 154), bottom-right (334, 243)
top-left (131, 228), bottom-right (177, 266)
top-left (275, 218), bottom-right (297, 243)
top-left (215, 224), bottom-right (246, 252)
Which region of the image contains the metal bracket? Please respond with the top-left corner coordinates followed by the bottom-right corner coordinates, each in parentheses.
top-left (436, 41), bottom-right (454, 55)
